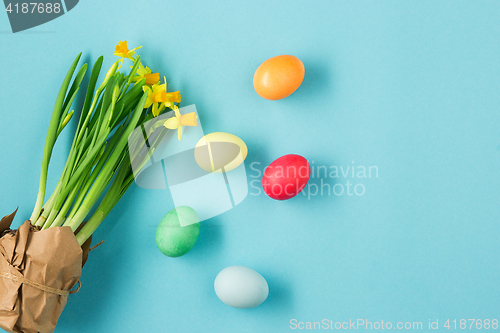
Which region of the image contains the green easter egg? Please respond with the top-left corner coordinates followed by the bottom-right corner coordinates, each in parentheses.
top-left (155, 206), bottom-right (200, 257)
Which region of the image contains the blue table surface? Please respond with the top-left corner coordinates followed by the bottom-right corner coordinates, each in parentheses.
top-left (1, 1), bottom-right (499, 332)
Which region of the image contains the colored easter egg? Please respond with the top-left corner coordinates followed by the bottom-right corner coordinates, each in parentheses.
top-left (214, 266), bottom-right (269, 309)
top-left (253, 55), bottom-right (305, 100)
top-left (195, 132), bottom-right (248, 173)
top-left (262, 154), bottom-right (310, 200)
top-left (155, 206), bottom-right (200, 257)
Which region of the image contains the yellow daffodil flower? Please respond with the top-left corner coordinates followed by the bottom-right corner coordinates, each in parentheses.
top-left (132, 63), bottom-right (160, 86)
top-left (158, 76), bottom-right (181, 109)
top-left (163, 91), bottom-right (181, 109)
top-left (114, 41), bottom-right (142, 67)
top-left (164, 109), bottom-right (197, 141)
top-left (143, 83), bottom-right (166, 117)
top-left (142, 77), bottom-right (182, 117)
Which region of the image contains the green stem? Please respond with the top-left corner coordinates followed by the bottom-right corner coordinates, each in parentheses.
top-left (65, 91), bottom-right (149, 232)
top-left (75, 156), bottom-right (130, 245)
top-left (34, 181), bottom-right (61, 227)
top-left (49, 171), bottom-right (87, 228)
top-left (30, 54), bottom-right (83, 223)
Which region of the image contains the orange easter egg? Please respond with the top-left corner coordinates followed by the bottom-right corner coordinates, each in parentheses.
top-left (253, 55), bottom-right (305, 100)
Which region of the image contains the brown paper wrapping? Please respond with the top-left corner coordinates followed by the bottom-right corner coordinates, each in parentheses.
top-left (0, 210), bottom-right (87, 333)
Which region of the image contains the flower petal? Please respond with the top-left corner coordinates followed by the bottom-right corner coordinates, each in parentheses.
top-left (152, 103), bottom-right (160, 117)
top-left (164, 117), bottom-right (180, 129)
top-left (129, 46), bottom-right (143, 53)
top-left (145, 73), bottom-right (160, 86)
top-left (180, 112), bottom-right (198, 126)
top-left (142, 86), bottom-right (154, 109)
top-left (165, 91), bottom-right (181, 103)
top-left (114, 41), bottom-right (142, 60)
top-left (153, 91), bottom-right (165, 103)
top-left (177, 125), bottom-right (183, 141)
top-left (114, 41), bottom-right (129, 57)
top-left (144, 100), bottom-right (153, 109)
top-left (134, 63), bottom-right (146, 78)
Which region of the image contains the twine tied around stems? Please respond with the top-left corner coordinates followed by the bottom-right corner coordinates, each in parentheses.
top-left (0, 272), bottom-right (81, 296)
top-left (89, 240), bottom-right (104, 251)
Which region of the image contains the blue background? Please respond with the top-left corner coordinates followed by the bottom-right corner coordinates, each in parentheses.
top-left (1, 1), bottom-right (499, 332)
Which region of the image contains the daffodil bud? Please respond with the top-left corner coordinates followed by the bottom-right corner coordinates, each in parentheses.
top-left (61, 110), bottom-right (74, 129)
top-left (98, 61), bottom-right (119, 91)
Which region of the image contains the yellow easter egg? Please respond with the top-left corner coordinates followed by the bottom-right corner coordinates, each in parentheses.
top-left (195, 132), bottom-right (248, 173)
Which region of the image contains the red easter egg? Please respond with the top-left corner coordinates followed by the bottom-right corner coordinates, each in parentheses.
top-left (262, 154), bottom-right (310, 200)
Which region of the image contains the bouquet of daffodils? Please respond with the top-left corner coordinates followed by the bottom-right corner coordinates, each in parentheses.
top-left (0, 41), bottom-right (197, 333)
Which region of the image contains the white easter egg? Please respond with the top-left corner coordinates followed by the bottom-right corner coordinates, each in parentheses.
top-left (214, 265), bottom-right (269, 309)
top-left (195, 132), bottom-right (248, 173)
